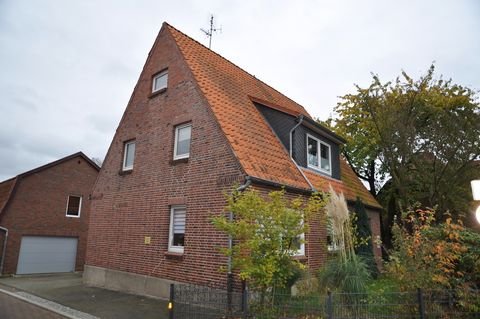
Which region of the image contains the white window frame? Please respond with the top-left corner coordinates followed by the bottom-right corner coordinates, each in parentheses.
top-left (168, 206), bottom-right (186, 253)
top-left (152, 70), bottom-right (168, 93)
top-left (65, 195), bottom-right (82, 218)
top-left (122, 140), bottom-right (135, 171)
top-left (306, 134), bottom-right (332, 175)
top-left (173, 123), bottom-right (192, 160)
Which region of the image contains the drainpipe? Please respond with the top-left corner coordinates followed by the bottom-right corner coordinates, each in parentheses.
top-left (227, 177), bottom-right (251, 313)
top-left (228, 177), bottom-right (252, 274)
top-left (289, 115), bottom-right (316, 191)
top-left (0, 226), bottom-right (8, 276)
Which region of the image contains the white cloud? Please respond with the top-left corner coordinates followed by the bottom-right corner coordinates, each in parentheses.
top-left (0, 0), bottom-right (478, 180)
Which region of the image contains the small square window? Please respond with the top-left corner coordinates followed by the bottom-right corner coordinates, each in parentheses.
top-left (122, 140), bottom-right (135, 171)
top-left (174, 124), bottom-right (192, 160)
top-left (66, 195), bottom-right (82, 217)
top-left (169, 206), bottom-right (186, 253)
top-left (152, 70), bottom-right (168, 93)
top-left (307, 134), bottom-right (331, 174)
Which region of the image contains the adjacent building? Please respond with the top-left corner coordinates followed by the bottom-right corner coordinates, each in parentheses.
top-left (0, 152), bottom-right (99, 275)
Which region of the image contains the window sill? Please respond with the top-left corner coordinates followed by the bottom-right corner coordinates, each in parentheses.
top-left (118, 169), bottom-right (133, 176)
top-left (165, 251), bottom-right (184, 261)
top-left (149, 88), bottom-right (167, 98)
top-left (293, 255), bottom-right (307, 262)
top-left (170, 158), bottom-right (189, 165)
top-left (307, 165), bottom-right (331, 175)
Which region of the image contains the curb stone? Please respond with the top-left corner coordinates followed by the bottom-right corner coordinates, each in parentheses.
top-left (0, 288), bottom-right (99, 319)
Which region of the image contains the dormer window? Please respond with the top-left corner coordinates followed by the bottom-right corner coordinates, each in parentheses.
top-left (307, 134), bottom-right (331, 175)
top-left (152, 70), bottom-right (168, 93)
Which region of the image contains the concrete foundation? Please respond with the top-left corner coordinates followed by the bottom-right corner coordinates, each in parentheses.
top-left (83, 265), bottom-right (177, 299)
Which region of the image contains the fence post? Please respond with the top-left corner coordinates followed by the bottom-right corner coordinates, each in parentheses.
top-left (327, 290), bottom-right (333, 319)
top-left (168, 283), bottom-right (174, 319)
top-left (417, 288), bottom-right (425, 319)
top-left (242, 287), bottom-right (248, 318)
top-left (227, 273), bottom-right (233, 317)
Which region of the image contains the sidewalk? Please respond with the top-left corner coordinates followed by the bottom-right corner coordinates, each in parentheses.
top-left (0, 273), bottom-right (168, 319)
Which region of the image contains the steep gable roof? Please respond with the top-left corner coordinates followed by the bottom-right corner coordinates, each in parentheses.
top-left (0, 152), bottom-right (99, 217)
top-left (164, 23), bottom-right (380, 209)
top-left (166, 24), bottom-right (311, 190)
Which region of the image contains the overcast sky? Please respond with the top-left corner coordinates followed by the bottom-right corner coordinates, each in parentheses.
top-left (0, 0), bottom-right (479, 181)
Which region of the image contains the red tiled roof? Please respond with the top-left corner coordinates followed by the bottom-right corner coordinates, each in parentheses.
top-left (166, 24), bottom-right (311, 190)
top-left (165, 23), bottom-right (381, 209)
top-left (0, 178), bottom-right (16, 215)
top-left (301, 160), bottom-right (382, 209)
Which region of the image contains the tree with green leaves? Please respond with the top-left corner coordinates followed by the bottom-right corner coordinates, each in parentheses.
top-left (331, 65), bottom-right (480, 237)
top-left (354, 197), bottom-right (379, 278)
top-left (211, 188), bottom-right (326, 293)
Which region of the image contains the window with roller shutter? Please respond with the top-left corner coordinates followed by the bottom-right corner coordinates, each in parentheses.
top-left (169, 206), bottom-right (186, 253)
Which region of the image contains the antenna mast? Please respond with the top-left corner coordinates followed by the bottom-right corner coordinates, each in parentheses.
top-left (201, 15), bottom-right (221, 49)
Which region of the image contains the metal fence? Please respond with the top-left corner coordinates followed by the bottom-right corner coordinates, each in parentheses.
top-left (168, 284), bottom-right (480, 319)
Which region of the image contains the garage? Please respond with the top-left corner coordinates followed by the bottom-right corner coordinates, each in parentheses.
top-left (17, 236), bottom-right (78, 275)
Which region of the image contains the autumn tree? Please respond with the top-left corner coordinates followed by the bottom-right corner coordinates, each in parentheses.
top-left (331, 65), bottom-right (480, 235)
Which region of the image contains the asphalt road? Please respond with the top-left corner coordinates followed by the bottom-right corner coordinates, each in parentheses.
top-left (0, 291), bottom-right (66, 319)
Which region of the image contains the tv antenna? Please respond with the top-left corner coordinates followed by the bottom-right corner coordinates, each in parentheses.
top-left (201, 15), bottom-right (221, 49)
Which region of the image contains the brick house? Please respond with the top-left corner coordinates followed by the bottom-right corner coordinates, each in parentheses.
top-left (0, 152), bottom-right (99, 275)
top-left (84, 23), bottom-right (382, 298)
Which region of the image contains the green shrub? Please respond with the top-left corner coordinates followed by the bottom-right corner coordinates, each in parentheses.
top-left (317, 255), bottom-right (371, 295)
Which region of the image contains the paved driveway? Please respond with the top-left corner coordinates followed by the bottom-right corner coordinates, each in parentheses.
top-left (0, 291), bottom-right (66, 319)
top-left (0, 273), bottom-right (168, 319)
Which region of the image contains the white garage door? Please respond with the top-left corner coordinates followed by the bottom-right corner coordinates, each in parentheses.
top-left (17, 236), bottom-right (78, 275)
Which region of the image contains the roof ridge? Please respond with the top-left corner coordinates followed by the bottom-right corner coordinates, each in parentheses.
top-left (164, 22), bottom-right (311, 117)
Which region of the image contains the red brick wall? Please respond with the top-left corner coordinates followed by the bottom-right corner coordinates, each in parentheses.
top-left (366, 208), bottom-right (383, 269)
top-left (85, 28), bottom-right (246, 288)
top-left (0, 156), bottom-right (98, 274)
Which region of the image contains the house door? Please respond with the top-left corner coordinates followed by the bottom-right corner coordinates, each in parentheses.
top-left (16, 236), bottom-right (78, 274)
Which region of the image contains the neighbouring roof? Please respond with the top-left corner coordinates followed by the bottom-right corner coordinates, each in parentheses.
top-left (0, 152), bottom-right (99, 217)
top-left (164, 23), bottom-right (381, 209)
top-left (0, 178), bottom-right (16, 216)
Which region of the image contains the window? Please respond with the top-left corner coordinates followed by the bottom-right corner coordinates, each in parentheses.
top-left (168, 206), bottom-right (186, 253)
top-left (292, 232), bottom-right (305, 256)
top-left (327, 218), bottom-right (340, 252)
top-left (174, 124), bottom-right (192, 160)
top-left (66, 195), bottom-right (82, 217)
top-left (122, 140), bottom-right (135, 171)
top-left (152, 70), bottom-right (168, 93)
top-left (307, 134), bottom-right (331, 174)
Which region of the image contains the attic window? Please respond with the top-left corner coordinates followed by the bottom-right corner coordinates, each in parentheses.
top-left (66, 195), bottom-right (82, 218)
top-left (152, 70), bottom-right (168, 93)
top-left (307, 134), bottom-right (331, 175)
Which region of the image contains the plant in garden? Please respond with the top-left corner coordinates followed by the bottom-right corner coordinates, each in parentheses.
top-left (318, 187), bottom-right (371, 296)
top-left (385, 207), bottom-right (468, 291)
top-left (353, 198), bottom-right (379, 278)
top-left (211, 188), bottom-right (326, 294)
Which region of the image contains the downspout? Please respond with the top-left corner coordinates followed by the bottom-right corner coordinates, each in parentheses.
top-left (289, 115), bottom-right (316, 191)
top-left (227, 177), bottom-right (252, 313)
top-left (0, 226), bottom-right (8, 276)
top-left (228, 176), bottom-right (252, 274)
